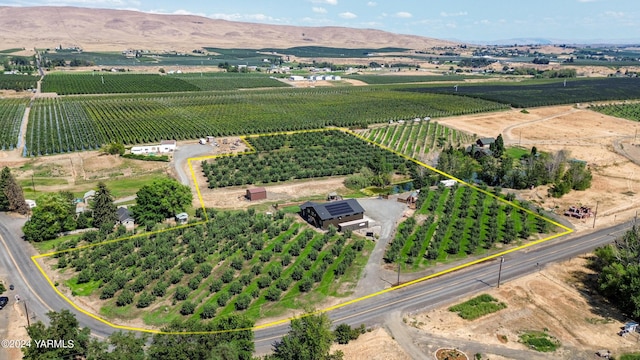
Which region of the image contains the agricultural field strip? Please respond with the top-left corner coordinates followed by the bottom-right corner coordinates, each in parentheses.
top-left (29, 127), bottom-right (572, 335)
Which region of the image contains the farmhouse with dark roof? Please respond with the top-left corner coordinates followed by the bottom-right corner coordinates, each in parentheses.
top-left (300, 199), bottom-right (367, 231)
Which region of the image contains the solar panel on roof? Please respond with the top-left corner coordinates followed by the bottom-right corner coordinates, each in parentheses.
top-left (325, 202), bottom-right (354, 217)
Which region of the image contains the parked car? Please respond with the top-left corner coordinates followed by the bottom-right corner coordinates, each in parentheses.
top-left (0, 296), bottom-right (8, 309)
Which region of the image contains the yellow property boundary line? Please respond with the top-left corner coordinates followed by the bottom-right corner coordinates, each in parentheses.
top-left (30, 127), bottom-right (573, 335)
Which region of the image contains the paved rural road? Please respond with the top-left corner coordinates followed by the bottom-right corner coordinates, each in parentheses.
top-left (0, 211), bottom-right (634, 357)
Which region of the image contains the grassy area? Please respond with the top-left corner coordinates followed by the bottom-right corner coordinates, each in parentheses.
top-left (19, 178), bottom-right (69, 188)
top-left (448, 294), bottom-right (507, 320)
top-left (32, 234), bottom-right (81, 253)
top-left (620, 354), bottom-right (640, 360)
top-left (518, 330), bottom-right (561, 352)
top-left (505, 146), bottom-right (530, 159)
top-left (66, 278), bottom-right (102, 296)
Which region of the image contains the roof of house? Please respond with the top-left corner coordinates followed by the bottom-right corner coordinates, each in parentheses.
top-left (477, 137), bottom-right (495, 146)
top-left (300, 199), bottom-right (364, 221)
top-left (247, 187), bottom-right (267, 194)
top-left (83, 190), bottom-right (96, 199)
top-left (175, 212), bottom-right (188, 220)
top-left (116, 207), bottom-right (134, 223)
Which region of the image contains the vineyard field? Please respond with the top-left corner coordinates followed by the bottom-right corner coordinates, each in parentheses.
top-left (358, 121), bottom-right (473, 160)
top-left (401, 78), bottom-right (640, 108)
top-left (0, 74), bottom-right (38, 91)
top-left (384, 184), bottom-right (553, 271)
top-left (41, 73), bottom-right (201, 95)
top-left (346, 74), bottom-right (468, 85)
top-left (201, 130), bottom-right (413, 188)
top-left (25, 88), bottom-right (508, 155)
top-left (175, 73), bottom-right (290, 91)
top-left (590, 103), bottom-right (640, 122)
top-left (54, 210), bottom-right (371, 325)
top-left (0, 98), bottom-right (28, 150)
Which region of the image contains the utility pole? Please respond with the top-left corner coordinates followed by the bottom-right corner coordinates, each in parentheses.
top-left (497, 256), bottom-right (505, 288)
top-left (396, 259), bottom-right (401, 286)
top-left (24, 300), bottom-right (30, 327)
top-left (592, 201), bottom-right (599, 229)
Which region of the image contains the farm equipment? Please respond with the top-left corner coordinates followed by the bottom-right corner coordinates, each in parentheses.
top-left (564, 205), bottom-right (593, 219)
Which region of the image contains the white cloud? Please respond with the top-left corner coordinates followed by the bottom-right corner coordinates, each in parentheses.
top-left (310, 0), bottom-right (338, 5)
top-left (312, 7), bottom-right (327, 14)
top-left (339, 11), bottom-right (357, 19)
top-left (367, 1), bottom-right (377, 6)
top-left (440, 11), bottom-right (468, 17)
top-left (603, 10), bottom-right (625, 18)
top-left (394, 12), bottom-right (412, 18)
top-left (171, 9), bottom-right (206, 17)
top-left (209, 13), bottom-right (280, 22)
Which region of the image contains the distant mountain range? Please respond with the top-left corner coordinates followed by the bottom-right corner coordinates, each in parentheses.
top-left (464, 37), bottom-right (640, 46)
top-left (0, 6), bottom-right (456, 51)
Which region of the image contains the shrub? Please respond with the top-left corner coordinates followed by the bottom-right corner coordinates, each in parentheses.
top-left (333, 323), bottom-right (361, 344)
top-left (229, 281), bottom-right (243, 295)
top-left (180, 301), bottom-right (195, 315)
top-left (199, 263), bottom-right (213, 278)
top-left (116, 289), bottom-right (134, 307)
top-left (231, 257), bottom-right (243, 270)
top-left (234, 293), bottom-right (251, 310)
top-left (221, 269), bottom-right (235, 283)
top-left (209, 279), bottom-right (223, 293)
top-left (189, 275), bottom-right (203, 290)
top-left (298, 276), bottom-right (313, 292)
top-left (136, 292), bottom-right (155, 308)
top-left (174, 286), bottom-right (190, 301)
top-left (200, 303), bottom-right (217, 319)
top-left (217, 291), bottom-right (231, 306)
top-left (152, 281), bottom-right (168, 297)
top-left (264, 286), bottom-right (281, 301)
top-left (257, 276), bottom-right (271, 289)
top-left (180, 258), bottom-right (196, 274)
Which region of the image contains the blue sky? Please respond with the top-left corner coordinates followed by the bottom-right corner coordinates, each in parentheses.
top-left (1, 0), bottom-right (638, 42)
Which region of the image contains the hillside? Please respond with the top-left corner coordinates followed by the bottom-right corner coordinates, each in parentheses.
top-left (0, 6), bottom-right (456, 52)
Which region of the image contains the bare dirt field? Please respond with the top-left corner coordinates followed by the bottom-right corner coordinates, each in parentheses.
top-left (438, 105), bottom-right (640, 231)
top-left (331, 327), bottom-right (411, 360)
top-left (408, 256), bottom-right (640, 359)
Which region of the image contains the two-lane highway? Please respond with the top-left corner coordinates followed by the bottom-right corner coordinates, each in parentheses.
top-left (0, 211), bottom-right (633, 355)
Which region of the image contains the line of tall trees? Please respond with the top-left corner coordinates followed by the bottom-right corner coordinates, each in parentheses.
top-left (593, 225), bottom-right (640, 320)
top-left (426, 135), bottom-right (592, 197)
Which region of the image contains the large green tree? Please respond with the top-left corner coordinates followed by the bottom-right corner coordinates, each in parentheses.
top-left (23, 192), bottom-right (76, 242)
top-left (0, 166), bottom-right (28, 214)
top-left (132, 178), bottom-right (192, 225)
top-left (148, 315), bottom-right (254, 360)
top-left (270, 312), bottom-right (343, 360)
top-left (92, 182), bottom-right (117, 230)
top-left (23, 309), bottom-right (91, 360)
top-left (594, 225), bottom-right (640, 319)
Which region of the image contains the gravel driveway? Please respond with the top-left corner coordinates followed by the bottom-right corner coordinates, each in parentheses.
top-left (352, 197), bottom-right (408, 298)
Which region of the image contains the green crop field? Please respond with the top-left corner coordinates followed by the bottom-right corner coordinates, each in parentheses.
top-left (175, 73), bottom-right (290, 91)
top-left (41, 73), bottom-right (201, 95)
top-left (24, 88), bottom-right (507, 156)
top-left (384, 184), bottom-right (552, 270)
top-left (0, 74), bottom-right (38, 91)
top-left (358, 120), bottom-right (473, 159)
top-left (590, 102), bottom-right (640, 121)
top-left (402, 78), bottom-right (640, 108)
top-left (346, 74), bottom-right (468, 85)
top-left (201, 130), bottom-right (412, 188)
top-left (0, 98), bottom-right (27, 150)
top-left (54, 211), bottom-right (370, 325)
